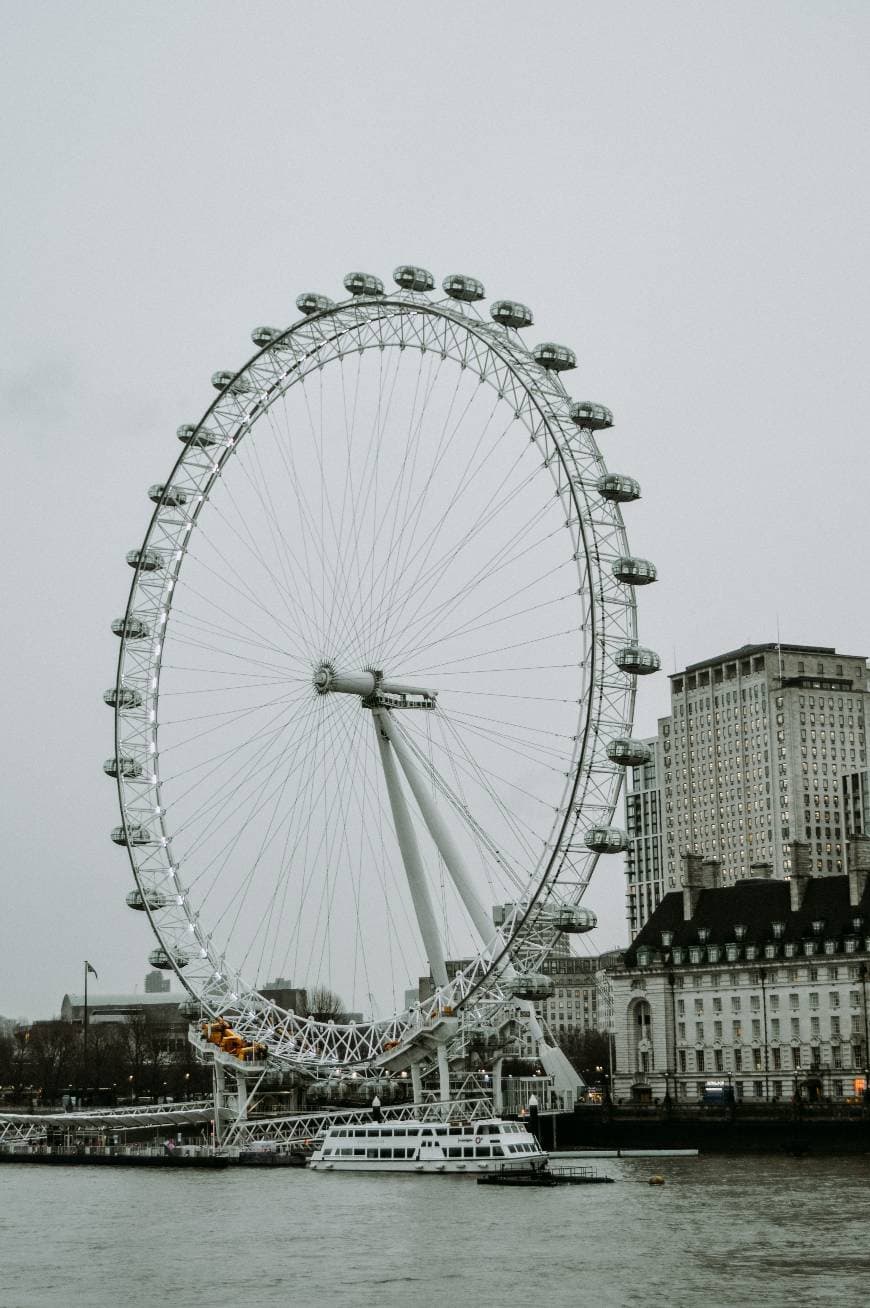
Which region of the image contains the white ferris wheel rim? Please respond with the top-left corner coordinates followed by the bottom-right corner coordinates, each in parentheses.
top-left (109, 275), bottom-right (641, 1071)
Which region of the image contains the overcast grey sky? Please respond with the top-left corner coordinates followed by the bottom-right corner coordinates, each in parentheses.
top-left (2, 1), bottom-right (868, 1019)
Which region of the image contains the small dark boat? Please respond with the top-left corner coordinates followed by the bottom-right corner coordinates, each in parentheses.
top-left (477, 1163), bottom-right (615, 1187)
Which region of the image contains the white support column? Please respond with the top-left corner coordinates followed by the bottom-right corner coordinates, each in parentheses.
top-left (212, 1060), bottom-right (226, 1145)
top-left (377, 711), bottom-right (496, 951)
top-left (492, 1055), bottom-right (504, 1114)
top-left (411, 1061), bottom-right (423, 1103)
top-left (373, 713), bottom-right (448, 990)
top-left (437, 1044), bottom-right (450, 1104)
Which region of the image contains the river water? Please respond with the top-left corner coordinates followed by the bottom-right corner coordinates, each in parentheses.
top-left (1, 1154), bottom-right (869, 1307)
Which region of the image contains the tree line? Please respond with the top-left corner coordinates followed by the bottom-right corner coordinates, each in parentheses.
top-left (0, 1013), bottom-right (211, 1107)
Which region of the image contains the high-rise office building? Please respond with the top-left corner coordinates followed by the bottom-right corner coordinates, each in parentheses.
top-left (624, 739), bottom-right (664, 937)
top-left (625, 643), bottom-right (869, 931)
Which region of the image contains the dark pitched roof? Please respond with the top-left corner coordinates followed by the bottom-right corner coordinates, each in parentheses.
top-left (624, 874), bottom-right (870, 965)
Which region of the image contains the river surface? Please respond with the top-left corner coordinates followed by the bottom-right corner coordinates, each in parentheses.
top-left (1, 1153), bottom-right (869, 1307)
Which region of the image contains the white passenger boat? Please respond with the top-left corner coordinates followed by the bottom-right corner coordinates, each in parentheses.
top-left (307, 1117), bottom-right (546, 1173)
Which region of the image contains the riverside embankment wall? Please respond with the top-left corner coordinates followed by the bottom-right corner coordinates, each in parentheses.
top-left (537, 1107), bottom-right (870, 1155)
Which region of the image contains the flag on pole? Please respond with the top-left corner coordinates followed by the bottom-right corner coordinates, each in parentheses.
top-left (85, 961), bottom-right (99, 978)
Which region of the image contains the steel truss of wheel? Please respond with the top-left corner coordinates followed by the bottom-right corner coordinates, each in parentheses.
top-left (108, 269), bottom-right (653, 1074)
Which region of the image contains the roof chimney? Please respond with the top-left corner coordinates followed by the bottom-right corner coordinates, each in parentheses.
top-left (749, 861), bottom-right (774, 880)
top-left (788, 841), bottom-right (814, 911)
top-left (847, 837), bottom-right (870, 908)
top-left (682, 850), bottom-right (705, 920)
top-left (701, 857), bottom-right (722, 889)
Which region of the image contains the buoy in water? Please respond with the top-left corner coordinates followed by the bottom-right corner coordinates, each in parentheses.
top-left (648, 1174), bottom-right (665, 1186)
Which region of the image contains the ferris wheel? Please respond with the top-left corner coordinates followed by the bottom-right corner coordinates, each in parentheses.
top-left (105, 265), bottom-right (658, 1080)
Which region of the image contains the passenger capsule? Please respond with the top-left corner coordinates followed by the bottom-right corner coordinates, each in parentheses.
top-left (393, 265), bottom-right (435, 292)
top-left (126, 548), bottom-right (163, 572)
top-left (177, 424), bottom-right (221, 448)
top-left (533, 342), bottom-right (577, 372)
top-left (553, 905), bottom-right (598, 933)
top-left (504, 973), bottom-right (555, 1002)
top-left (103, 755), bottom-right (143, 779)
top-left (606, 738), bottom-right (652, 767)
top-left (148, 947), bottom-right (189, 970)
top-left (296, 292), bottom-right (335, 315)
top-left (178, 999), bottom-right (202, 1020)
top-left (614, 643), bottom-right (661, 676)
top-left (584, 826), bottom-right (629, 854)
top-left (569, 401), bottom-right (614, 430)
top-left (442, 273), bottom-right (485, 302)
top-left (251, 326), bottom-right (282, 347)
top-left (211, 370), bottom-right (252, 394)
top-left (343, 272), bottom-right (385, 297)
top-left (597, 473), bottom-right (640, 503)
top-left (612, 556), bottom-right (657, 586)
top-left (126, 887), bottom-right (169, 911)
top-left (111, 616), bottom-right (150, 640)
top-left (148, 483), bottom-right (189, 507)
top-left (110, 823), bottom-right (152, 846)
top-left (490, 300), bottom-right (533, 329)
top-left (103, 685), bottom-right (143, 710)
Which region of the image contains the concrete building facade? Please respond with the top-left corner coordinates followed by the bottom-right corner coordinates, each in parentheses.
top-left (665, 643), bottom-right (869, 887)
top-left (624, 643), bottom-right (869, 933)
top-left (624, 738), bottom-right (665, 936)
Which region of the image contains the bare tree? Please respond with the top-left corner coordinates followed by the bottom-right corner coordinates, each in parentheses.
top-left (558, 1028), bottom-right (611, 1083)
top-left (305, 987), bottom-right (348, 1022)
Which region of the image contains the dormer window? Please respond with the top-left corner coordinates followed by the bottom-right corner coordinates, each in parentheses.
top-left (726, 943), bottom-right (740, 962)
top-left (764, 943), bottom-right (777, 959)
top-left (803, 940), bottom-right (817, 956)
top-left (661, 931), bottom-right (673, 947)
top-left (853, 918), bottom-right (863, 933)
top-left (672, 947), bottom-right (685, 965)
top-left (697, 928), bottom-right (710, 943)
top-left (708, 945), bottom-right (720, 963)
top-left (824, 940), bottom-right (836, 955)
top-left (845, 937), bottom-right (858, 954)
top-left (811, 920), bottom-right (824, 935)
top-left (689, 946), bottom-right (703, 964)
top-left (734, 924), bottom-right (747, 940)
top-left (745, 945), bottom-right (758, 961)
top-left (772, 921), bottom-right (785, 938)
top-left (637, 947), bottom-right (652, 967)
top-left (784, 942), bottom-right (796, 957)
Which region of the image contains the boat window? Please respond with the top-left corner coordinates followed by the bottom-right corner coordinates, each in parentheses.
top-left (353, 1149), bottom-right (365, 1156)
top-left (447, 1147), bottom-right (461, 1157)
top-left (366, 1149), bottom-right (378, 1158)
top-left (493, 1146), bottom-right (505, 1157)
top-left (463, 1147), bottom-right (475, 1158)
top-left (421, 1127), bottom-right (433, 1136)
